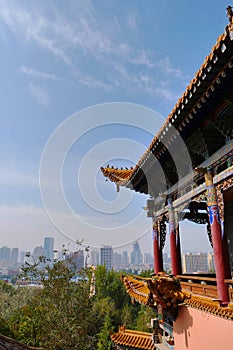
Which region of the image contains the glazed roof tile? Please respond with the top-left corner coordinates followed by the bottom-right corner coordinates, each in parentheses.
top-left (122, 275), bottom-right (151, 305)
top-left (122, 275), bottom-right (233, 320)
top-left (100, 167), bottom-right (133, 185)
top-left (111, 327), bottom-right (154, 350)
top-left (185, 294), bottom-right (233, 319)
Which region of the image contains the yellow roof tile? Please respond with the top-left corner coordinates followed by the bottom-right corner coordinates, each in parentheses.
top-left (184, 295), bottom-right (233, 320)
top-left (111, 327), bottom-right (154, 350)
top-left (100, 167), bottom-right (133, 185)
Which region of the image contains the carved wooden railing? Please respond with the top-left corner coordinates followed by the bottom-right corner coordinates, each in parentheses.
top-left (225, 279), bottom-right (233, 302)
top-left (177, 275), bottom-right (218, 299)
top-left (177, 275), bottom-right (233, 302)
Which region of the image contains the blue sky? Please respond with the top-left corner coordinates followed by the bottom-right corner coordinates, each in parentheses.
top-left (0, 0), bottom-right (230, 254)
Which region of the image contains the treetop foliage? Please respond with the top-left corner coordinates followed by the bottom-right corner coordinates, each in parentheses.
top-left (0, 257), bottom-right (156, 349)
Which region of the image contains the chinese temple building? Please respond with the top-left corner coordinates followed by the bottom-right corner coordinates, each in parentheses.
top-left (102, 7), bottom-right (233, 350)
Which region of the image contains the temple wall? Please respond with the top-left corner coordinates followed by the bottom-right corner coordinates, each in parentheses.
top-left (173, 305), bottom-right (233, 350)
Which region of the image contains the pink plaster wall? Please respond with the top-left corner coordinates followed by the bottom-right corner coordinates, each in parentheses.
top-left (173, 306), bottom-right (233, 350)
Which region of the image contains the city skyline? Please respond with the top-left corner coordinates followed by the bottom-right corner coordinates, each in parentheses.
top-left (0, 237), bottom-right (215, 275)
top-left (0, 237), bottom-right (214, 262)
top-left (0, 243), bottom-right (216, 281)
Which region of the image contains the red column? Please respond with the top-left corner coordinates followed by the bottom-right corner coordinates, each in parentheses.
top-left (168, 198), bottom-right (182, 276)
top-left (218, 193), bottom-right (231, 279)
top-left (153, 220), bottom-right (163, 273)
top-left (222, 229), bottom-right (231, 279)
top-left (204, 169), bottom-right (229, 304)
top-left (176, 225), bottom-right (182, 275)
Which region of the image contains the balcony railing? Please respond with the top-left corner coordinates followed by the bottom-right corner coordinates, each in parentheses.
top-left (177, 275), bottom-right (233, 302)
top-left (225, 279), bottom-right (233, 302)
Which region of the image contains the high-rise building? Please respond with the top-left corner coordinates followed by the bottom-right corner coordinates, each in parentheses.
top-left (143, 252), bottom-right (153, 264)
top-left (182, 253), bottom-right (208, 273)
top-left (90, 250), bottom-right (99, 266)
top-left (10, 248), bottom-right (18, 267)
top-left (122, 251), bottom-right (129, 266)
top-left (0, 246), bottom-right (11, 267)
top-left (68, 250), bottom-right (84, 271)
top-left (207, 252), bottom-right (215, 272)
top-left (43, 237), bottom-right (54, 264)
top-left (131, 241), bottom-right (142, 265)
top-left (19, 251), bottom-right (26, 265)
top-left (100, 245), bottom-right (113, 270)
top-left (113, 252), bottom-right (122, 267)
top-left (33, 246), bottom-right (44, 260)
top-left (163, 252), bottom-right (171, 272)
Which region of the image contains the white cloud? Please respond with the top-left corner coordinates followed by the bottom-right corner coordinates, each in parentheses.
top-left (0, 1), bottom-right (72, 65)
top-left (0, 166), bottom-right (38, 187)
top-left (130, 50), bottom-right (155, 68)
top-left (157, 56), bottom-right (188, 79)
top-left (78, 75), bottom-right (112, 90)
top-left (0, 1), bottom-right (187, 100)
top-left (155, 86), bottom-right (180, 102)
top-left (20, 66), bottom-right (59, 80)
top-left (29, 83), bottom-right (50, 106)
top-left (127, 12), bottom-right (138, 32)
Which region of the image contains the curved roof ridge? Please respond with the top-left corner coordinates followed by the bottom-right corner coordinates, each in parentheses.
top-left (132, 26), bottom-right (231, 174)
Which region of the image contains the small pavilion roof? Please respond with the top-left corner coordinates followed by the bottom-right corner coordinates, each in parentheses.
top-left (111, 326), bottom-right (154, 350)
top-left (101, 19), bottom-right (233, 196)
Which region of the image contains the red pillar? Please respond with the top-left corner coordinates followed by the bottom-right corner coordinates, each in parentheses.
top-left (222, 229), bottom-right (231, 279)
top-left (218, 193), bottom-right (231, 279)
top-left (176, 225), bottom-right (182, 276)
top-left (168, 198), bottom-right (182, 276)
top-left (153, 220), bottom-right (163, 273)
top-left (204, 169), bottom-right (229, 304)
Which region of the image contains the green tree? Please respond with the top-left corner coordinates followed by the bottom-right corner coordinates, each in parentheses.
top-left (0, 257), bottom-right (157, 348)
top-left (0, 316), bottom-right (12, 337)
top-left (121, 303), bottom-right (141, 329)
top-left (94, 266), bottom-right (137, 329)
top-left (96, 311), bottom-right (113, 350)
top-left (135, 304), bottom-right (156, 332)
top-left (139, 269), bottom-right (154, 278)
top-left (93, 265), bottom-right (149, 336)
top-left (16, 259), bottom-right (94, 349)
top-left (0, 281), bottom-right (35, 339)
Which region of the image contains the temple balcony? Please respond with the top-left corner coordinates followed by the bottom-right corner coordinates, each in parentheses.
top-left (177, 274), bottom-right (233, 304)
